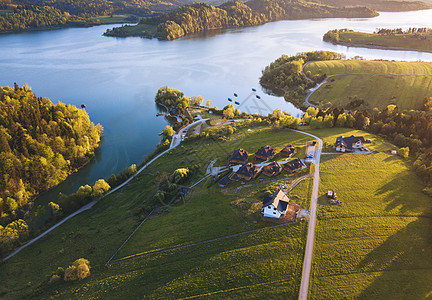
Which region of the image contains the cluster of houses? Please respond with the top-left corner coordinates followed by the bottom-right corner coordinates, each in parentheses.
top-left (218, 143), bottom-right (306, 219)
top-left (221, 144), bottom-right (304, 184)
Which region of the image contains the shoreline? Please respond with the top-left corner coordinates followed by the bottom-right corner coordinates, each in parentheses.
top-left (327, 40), bottom-right (432, 54)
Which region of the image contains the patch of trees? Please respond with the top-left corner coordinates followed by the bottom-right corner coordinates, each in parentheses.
top-left (0, 84), bottom-right (102, 257)
top-left (49, 258), bottom-right (91, 284)
top-left (260, 51), bottom-right (344, 108)
top-left (308, 0), bottom-right (431, 12)
top-left (247, 0), bottom-right (377, 22)
top-left (0, 5), bottom-right (88, 32)
top-left (375, 27), bottom-right (432, 35)
top-left (300, 98), bottom-right (432, 190)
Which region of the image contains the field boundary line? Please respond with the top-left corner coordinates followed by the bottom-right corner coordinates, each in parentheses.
top-left (179, 278), bottom-right (292, 299)
top-left (107, 221), bottom-right (300, 266)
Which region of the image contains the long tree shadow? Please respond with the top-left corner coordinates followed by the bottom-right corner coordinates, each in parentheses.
top-left (357, 217), bottom-right (432, 299)
top-left (374, 170), bottom-right (432, 216)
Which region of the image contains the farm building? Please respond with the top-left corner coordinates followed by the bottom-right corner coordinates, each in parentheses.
top-left (280, 144), bottom-right (296, 157)
top-left (335, 135), bottom-right (366, 152)
top-left (230, 148), bottom-right (248, 165)
top-left (261, 190), bottom-right (289, 218)
top-left (283, 158), bottom-right (305, 173)
top-left (262, 161), bottom-right (282, 177)
top-left (255, 145), bottom-right (276, 160)
top-left (235, 162), bottom-right (260, 180)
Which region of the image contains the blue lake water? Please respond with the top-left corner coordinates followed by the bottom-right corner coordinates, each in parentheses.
top-left (1, 9), bottom-right (432, 200)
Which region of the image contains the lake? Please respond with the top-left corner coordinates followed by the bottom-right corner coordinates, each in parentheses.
top-left (1, 9), bottom-right (432, 202)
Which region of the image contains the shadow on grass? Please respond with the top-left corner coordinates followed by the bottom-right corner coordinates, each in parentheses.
top-left (357, 217), bottom-right (432, 299)
top-left (375, 170), bottom-right (432, 216)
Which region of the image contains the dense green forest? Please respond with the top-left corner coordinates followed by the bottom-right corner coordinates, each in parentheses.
top-left (106, 0), bottom-right (378, 39)
top-left (0, 84), bottom-right (102, 256)
top-left (260, 50), bottom-right (344, 108)
top-left (0, 0), bottom-right (187, 33)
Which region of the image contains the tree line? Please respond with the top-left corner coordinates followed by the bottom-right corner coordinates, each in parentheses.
top-left (0, 84), bottom-right (102, 257)
top-left (107, 0), bottom-right (378, 40)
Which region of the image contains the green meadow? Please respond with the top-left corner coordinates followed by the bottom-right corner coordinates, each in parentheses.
top-left (303, 60), bottom-right (432, 109)
top-left (0, 126), bottom-right (313, 299)
top-left (1, 126), bottom-right (430, 299)
top-left (309, 128), bottom-right (432, 299)
top-left (335, 31), bottom-right (432, 52)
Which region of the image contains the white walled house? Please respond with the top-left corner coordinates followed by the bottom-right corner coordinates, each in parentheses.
top-left (261, 190), bottom-right (289, 219)
top-left (335, 135), bottom-right (366, 152)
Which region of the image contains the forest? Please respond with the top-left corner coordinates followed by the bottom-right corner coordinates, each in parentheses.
top-left (0, 84), bottom-right (102, 256)
top-left (107, 0), bottom-right (378, 40)
top-left (260, 50), bottom-right (344, 108)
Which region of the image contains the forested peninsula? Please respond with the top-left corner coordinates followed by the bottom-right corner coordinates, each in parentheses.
top-left (105, 0), bottom-right (379, 40)
top-left (0, 84), bottom-right (102, 256)
top-left (323, 28), bottom-right (432, 53)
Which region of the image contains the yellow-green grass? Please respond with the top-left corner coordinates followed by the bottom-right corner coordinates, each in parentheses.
top-left (304, 60), bottom-right (432, 109)
top-left (336, 31), bottom-right (432, 52)
top-left (0, 126), bottom-right (312, 299)
top-left (309, 128), bottom-right (432, 299)
top-left (90, 14), bottom-right (138, 24)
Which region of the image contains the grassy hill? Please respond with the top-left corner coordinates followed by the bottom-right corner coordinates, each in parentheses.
top-left (324, 29), bottom-right (432, 53)
top-left (0, 125), bottom-right (314, 299)
top-left (309, 128), bottom-right (432, 299)
top-left (1, 122), bottom-right (430, 298)
top-left (303, 60), bottom-right (432, 110)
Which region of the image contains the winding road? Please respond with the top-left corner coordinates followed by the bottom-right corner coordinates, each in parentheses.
top-left (302, 61), bottom-right (432, 108)
top-left (292, 129), bottom-right (323, 300)
top-left (3, 117), bottom-right (209, 262)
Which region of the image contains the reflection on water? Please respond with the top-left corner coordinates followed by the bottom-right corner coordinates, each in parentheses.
top-left (0, 9), bottom-right (431, 209)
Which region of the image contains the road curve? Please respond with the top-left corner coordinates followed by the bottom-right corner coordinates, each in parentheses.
top-left (292, 129), bottom-right (323, 300)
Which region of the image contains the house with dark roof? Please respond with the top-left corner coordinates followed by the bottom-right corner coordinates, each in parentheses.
top-left (280, 144), bottom-right (296, 158)
top-left (335, 135), bottom-right (366, 152)
top-left (261, 190), bottom-right (290, 218)
top-left (262, 161), bottom-right (282, 177)
top-left (236, 162), bottom-right (260, 180)
top-left (218, 176), bottom-right (231, 187)
top-left (283, 158), bottom-right (305, 173)
top-left (255, 145), bottom-right (276, 160)
top-left (230, 148), bottom-right (248, 165)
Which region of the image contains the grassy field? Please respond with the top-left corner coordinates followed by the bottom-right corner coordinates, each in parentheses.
top-left (2, 125), bottom-right (430, 299)
top-left (90, 15), bottom-right (138, 25)
top-left (308, 128), bottom-right (432, 299)
top-left (304, 60), bottom-right (432, 110)
top-left (334, 31), bottom-right (432, 52)
top-left (0, 126), bottom-right (313, 299)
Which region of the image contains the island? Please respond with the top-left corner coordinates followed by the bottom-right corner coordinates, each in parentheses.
top-left (323, 28), bottom-right (432, 53)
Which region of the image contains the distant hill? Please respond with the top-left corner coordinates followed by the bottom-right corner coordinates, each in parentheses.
top-left (105, 0), bottom-right (378, 40)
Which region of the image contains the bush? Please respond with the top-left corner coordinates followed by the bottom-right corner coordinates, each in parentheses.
top-left (64, 258), bottom-right (91, 281)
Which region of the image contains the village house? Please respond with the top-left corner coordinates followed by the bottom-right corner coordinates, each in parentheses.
top-left (255, 145), bottom-right (276, 160)
top-left (280, 144), bottom-right (296, 157)
top-left (283, 158), bottom-right (305, 173)
top-left (230, 148), bottom-right (248, 165)
top-left (262, 161), bottom-right (282, 177)
top-left (235, 162), bottom-right (260, 180)
top-left (261, 190), bottom-right (290, 218)
top-left (335, 135), bottom-right (366, 152)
